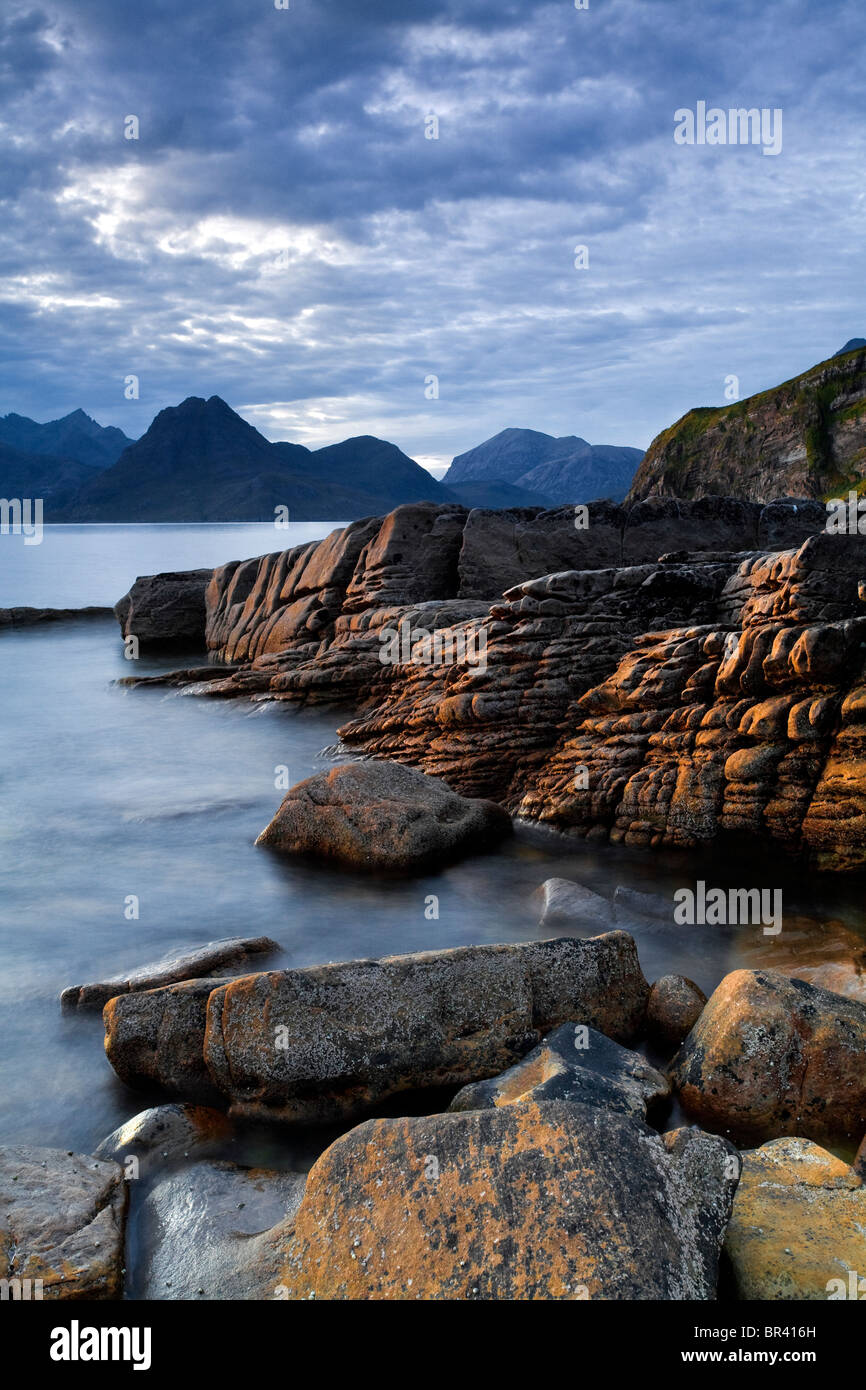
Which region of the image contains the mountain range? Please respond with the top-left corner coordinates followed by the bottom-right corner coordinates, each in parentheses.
top-left (0, 397), bottom-right (644, 521)
top-left (442, 428), bottom-right (644, 504)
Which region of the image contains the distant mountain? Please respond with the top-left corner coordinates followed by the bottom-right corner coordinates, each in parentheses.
top-left (57, 396), bottom-right (453, 521)
top-left (0, 408), bottom-right (134, 471)
top-left (443, 427), bottom-right (644, 503)
top-left (836, 338), bottom-right (866, 356)
top-left (0, 441), bottom-right (102, 507)
top-left (627, 344), bottom-right (866, 504)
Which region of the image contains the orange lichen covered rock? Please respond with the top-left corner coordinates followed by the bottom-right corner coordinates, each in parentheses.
top-left (671, 969), bottom-right (866, 1145)
top-left (276, 1104), bottom-right (738, 1300)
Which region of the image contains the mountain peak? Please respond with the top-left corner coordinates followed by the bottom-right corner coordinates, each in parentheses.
top-left (836, 338), bottom-right (866, 357)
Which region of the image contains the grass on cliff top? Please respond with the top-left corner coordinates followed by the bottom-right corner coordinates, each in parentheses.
top-left (644, 344), bottom-right (866, 461)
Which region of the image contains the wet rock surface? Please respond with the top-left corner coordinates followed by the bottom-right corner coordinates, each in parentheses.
top-left (132, 1160), bottom-right (306, 1300)
top-left (0, 1146), bottom-right (126, 1299)
top-left (277, 1104), bottom-right (738, 1300)
top-left (95, 1104), bottom-right (235, 1171)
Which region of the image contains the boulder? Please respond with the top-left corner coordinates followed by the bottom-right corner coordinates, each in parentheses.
top-left (535, 878), bottom-right (614, 932)
top-left (255, 760), bottom-right (512, 871)
top-left (724, 1137), bottom-right (866, 1300)
top-left (131, 1161), bottom-right (306, 1301)
top-left (277, 1104), bottom-right (738, 1299)
top-left (646, 975), bottom-right (707, 1048)
top-left (671, 969), bottom-right (866, 1145)
top-left (203, 934), bottom-right (650, 1124)
top-left (114, 569), bottom-right (212, 650)
top-left (104, 978), bottom-right (229, 1102)
top-left (95, 1104), bottom-right (234, 1171)
top-left (449, 1022), bottom-right (669, 1118)
top-left (61, 935), bottom-right (280, 1011)
top-left (0, 1146), bottom-right (126, 1300)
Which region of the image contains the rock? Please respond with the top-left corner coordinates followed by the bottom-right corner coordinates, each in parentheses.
top-left (671, 969), bottom-right (866, 1145)
top-left (0, 1146), bottom-right (126, 1300)
top-left (0, 605), bottom-right (113, 628)
top-left (854, 1134), bottom-right (866, 1179)
top-left (449, 1023), bottom-right (669, 1119)
top-left (132, 1161), bottom-right (306, 1300)
top-left (104, 933), bottom-right (650, 1119)
top-left (95, 1104), bottom-right (234, 1170)
top-left (104, 978), bottom-right (229, 1102)
top-left (255, 760), bottom-right (512, 871)
top-left (646, 976), bottom-right (707, 1048)
top-left (204, 933), bottom-right (649, 1124)
top-left (724, 1137), bottom-right (866, 1300)
top-left (276, 1104), bottom-right (738, 1299)
top-left (114, 569), bottom-right (212, 650)
top-left (61, 935), bottom-right (280, 1011)
top-left (627, 345), bottom-right (866, 505)
top-left (535, 878), bottom-right (614, 931)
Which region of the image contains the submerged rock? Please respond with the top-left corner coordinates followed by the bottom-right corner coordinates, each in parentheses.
top-left (133, 1160), bottom-right (306, 1301)
top-left (0, 605), bottom-right (113, 628)
top-left (646, 975), bottom-right (707, 1048)
top-left (62, 935), bottom-right (279, 1011)
top-left (535, 878), bottom-right (614, 931)
top-left (277, 1104), bottom-right (738, 1300)
top-left (255, 760), bottom-right (512, 871)
top-left (724, 1137), bottom-right (866, 1300)
top-left (449, 1022), bottom-right (669, 1119)
top-left (671, 968), bottom-right (866, 1145)
top-left (0, 1146), bottom-right (126, 1300)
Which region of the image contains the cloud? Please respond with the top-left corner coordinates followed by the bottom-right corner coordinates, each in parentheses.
top-left (0, 0), bottom-right (864, 462)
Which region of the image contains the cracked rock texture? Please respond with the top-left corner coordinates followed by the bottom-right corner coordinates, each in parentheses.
top-left (0, 1146), bottom-right (126, 1299)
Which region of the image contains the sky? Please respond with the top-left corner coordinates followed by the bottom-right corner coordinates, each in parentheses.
top-left (1, 0), bottom-right (864, 473)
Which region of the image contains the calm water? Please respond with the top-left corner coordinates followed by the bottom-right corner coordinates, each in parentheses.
top-left (1, 525), bottom-right (864, 1154)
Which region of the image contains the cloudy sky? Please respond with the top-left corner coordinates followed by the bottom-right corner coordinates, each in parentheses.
top-left (1, 0), bottom-right (864, 471)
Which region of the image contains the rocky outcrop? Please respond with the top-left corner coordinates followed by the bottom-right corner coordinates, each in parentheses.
top-left (0, 1146), bottom-right (126, 1299)
top-left (724, 1137), bottom-right (866, 1300)
top-left (62, 935), bottom-right (279, 1010)
top-left (104, 933), bottom-right (650, 1121)
top-left (628, 345), bottom-right (866, 503)
top-left (118, 502), bottom-right (866, 870)
top-left (670, 969), bottom-right (866, 1146)
top-left (256, 761), bottom-right (512, 871)
top-left (114, 569), bottom-right (212, 650)
top-left (276, 1105), bottom-right (738, 1300)
top-left (448, 1023), bottom-right (669, 1119)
